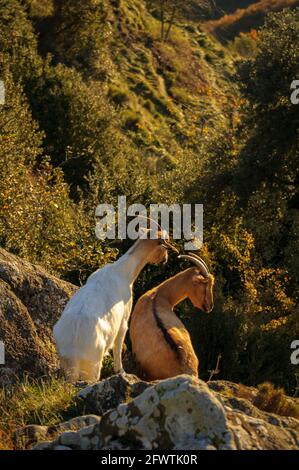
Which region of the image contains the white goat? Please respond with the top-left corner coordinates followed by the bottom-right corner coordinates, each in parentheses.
top-left (53, 231), bottom-right (178, 382)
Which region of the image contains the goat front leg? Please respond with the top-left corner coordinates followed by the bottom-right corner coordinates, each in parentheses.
top-left (113, 320), bottom-right (128, 374)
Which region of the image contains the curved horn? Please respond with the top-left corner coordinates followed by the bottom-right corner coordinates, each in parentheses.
top-left (178, 254), bottom-right (209, 278)
top-left (134, 214), bottom-right (163, 233)
top-left (161, 239), bottom-right (179, 254)
top-left (187, 252), bottom-right (210, 274)
top-left (132, 215), bottom-right (179, 254)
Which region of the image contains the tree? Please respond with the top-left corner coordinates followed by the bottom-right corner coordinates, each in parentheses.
top-left (0, 0), bottom-right (42, 84)
top-left (148, 1), bottom-right (212, 41)
top-left (38, 0), bottom-right (113, 79)
top-left (234, 8), bottom-right (299, 290)
top-left (236, 8), bottom-right (299, 200)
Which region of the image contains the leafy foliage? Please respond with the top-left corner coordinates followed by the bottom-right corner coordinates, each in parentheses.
top-left (0, 1), bottom-right (298, 396)
top-left (38, 0), bottom-right (112, 79)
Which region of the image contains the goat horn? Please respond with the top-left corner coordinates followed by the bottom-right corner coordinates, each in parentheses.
top-left (161, 239), bottom-right (179, 254)
top-left (134, 215), bottom-right (179, 252)
top-left (178, 254), bottom-right (209, 278)
top-left (186, 252), bottom-right (210, 275)
top-left (134, 214), bottom-right (163, 233)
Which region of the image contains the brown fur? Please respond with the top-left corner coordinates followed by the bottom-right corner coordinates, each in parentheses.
top-left (130, 268), bottom-right (214, 380)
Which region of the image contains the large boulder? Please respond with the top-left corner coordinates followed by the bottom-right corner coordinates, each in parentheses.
top-left (77, 373), bottom-right (151, 415)
top-left (0, 248), bottom-right (77, 377)
top-left (33, 375), bottom-right (299, 451)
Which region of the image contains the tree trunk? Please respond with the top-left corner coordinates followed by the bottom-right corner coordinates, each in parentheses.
top-left (164, 5), bottom-right (177, 41)
top-left (160, 0), bottom-right (165, 40)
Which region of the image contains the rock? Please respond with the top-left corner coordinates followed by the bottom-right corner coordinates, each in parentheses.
top-left (33, 375), bottom-right (299, 451)
top-left (53, 445), bottom-right (72, 450)
top-left (45, 415), bottom-right (101, 437)
top-left (214, 391), bottom-right (299, 450)
top-left (0, 248), bottom-right (77, 376)
top-left (59, 431), bottom-right (81, 447)
top-left (34, 375), bottom-right (234, 450)
top-left (14, 425), bottom-right (48, 449)
top-left (77, 373), bottom-right (151, 415)
top-left (14, 415), bottom-right (101, 449)
top-left (33, 441), bottom-right (54, 450)
top-left (98, 375), bottom-right (233, 450)
top-left (208, 380), bottom-right (257, 402)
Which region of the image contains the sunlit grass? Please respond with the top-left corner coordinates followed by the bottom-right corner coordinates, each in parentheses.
top-left (0, 376), bottom-right (77, 450)
top-left (254, 382), bottom-right (299, 418)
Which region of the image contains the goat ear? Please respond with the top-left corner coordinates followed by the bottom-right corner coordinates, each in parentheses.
top-left (192, 274), bottom-right (201, 284)
top-left (192, 274), bottom-right (208, 284)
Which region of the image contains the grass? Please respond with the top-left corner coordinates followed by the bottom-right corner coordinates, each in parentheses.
top-left (0, 355), bottom-right (116, 450)
top-left (106, 0), bottom-right (236, 162)
top-left (253, 382), bottom-right (299, 418)
top-left (210, 380), bottom-right (299, 419)
top-left (0, 376), bottom-right (78, 450)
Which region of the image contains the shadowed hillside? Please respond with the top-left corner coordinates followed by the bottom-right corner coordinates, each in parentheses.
top-left (31, 0), bottom-right (236, 170)
top-left (205, 0), bottom-right (299, 40)
top-left (214, 0), bottom-right (260, 16)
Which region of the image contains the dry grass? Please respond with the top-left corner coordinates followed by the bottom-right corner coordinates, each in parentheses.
top-left (254, 382), bottom-right (299, 418)
top-left (205, 0), bottom-right (299, 39)
top-left (0, 376), bottom-right (77, 450)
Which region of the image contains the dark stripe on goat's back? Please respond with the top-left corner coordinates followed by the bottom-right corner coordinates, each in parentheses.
top-left (152, 296), bottom-right (181, 359)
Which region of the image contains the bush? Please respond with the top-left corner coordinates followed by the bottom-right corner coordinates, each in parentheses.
top-left (254, 382), bottom-right (299, 418)
top-left (0, 0), bottom-right (42, 84)
top-left (39, 0), bottom-right (113, 79)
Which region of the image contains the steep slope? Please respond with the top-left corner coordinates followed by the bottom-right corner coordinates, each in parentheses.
top-left (214, 0), bottom-right (260, 16)
top-left (24, 0), bottom-right (239, 172)
top-left (105, 0), bottom-right (237, 166)
top-left (205, 0), bottom-right (299, 40)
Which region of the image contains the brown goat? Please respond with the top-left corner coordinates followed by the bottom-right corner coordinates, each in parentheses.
top-left (130, 254), bottom-right (214, 380)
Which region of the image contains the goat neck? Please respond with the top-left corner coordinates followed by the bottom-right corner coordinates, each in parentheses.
top-left (154, 268), bottom-right (194, 308)
top-left (115, 239), bottom-right (155, 284)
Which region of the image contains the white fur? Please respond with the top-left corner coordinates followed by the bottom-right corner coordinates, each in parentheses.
top-left (53, 238), bottom-right (164, 382)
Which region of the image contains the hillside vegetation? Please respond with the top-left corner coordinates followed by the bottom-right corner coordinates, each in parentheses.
top-left (34, 0), bottom-right (236, 171)
top-left (0, 0), bottom-right (298, 397)
top-left (205, 0), bottom-right (299, 40)
top-left (215, 1), bottom-right (259, 15)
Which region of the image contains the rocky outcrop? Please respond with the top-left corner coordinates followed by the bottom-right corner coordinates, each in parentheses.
top-left (1, 249), bottom-right (298, 451)
top-left (32, 374), bottom-right (299, 451)
top-left (0, 248), bottom-right (77, 377)
top-left (13, 415), bottom-right (101, 449)
top-left (77, 373), bottom-right (151, 416)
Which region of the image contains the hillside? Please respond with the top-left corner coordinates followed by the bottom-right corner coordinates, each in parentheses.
top-left (109, 1), bottom-right (237, 163)
top-left (205, 0), bottom-right (299, 40)
top-left (215, 0), bottom-right (259, 13)
top-left (0, 2), bottom-right (298, 452)
top-left (30, 0), bottom-right (237, 170)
